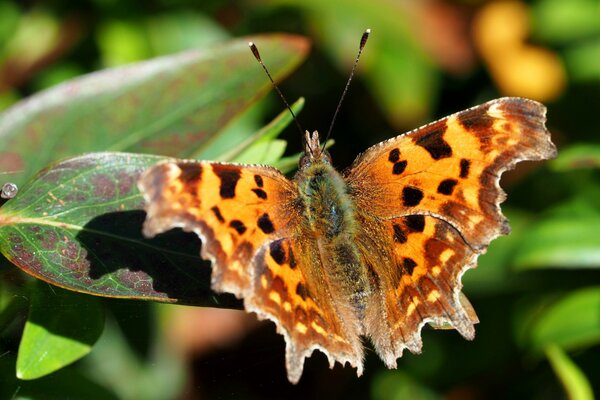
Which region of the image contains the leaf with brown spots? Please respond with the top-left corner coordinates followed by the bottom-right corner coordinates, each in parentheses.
top-left (0, 34), bottom-right (309, 187)
top-left (0, 152), bottom-right (238, 307)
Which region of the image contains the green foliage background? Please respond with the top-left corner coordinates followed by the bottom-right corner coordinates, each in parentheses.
top-left (1, 0), bottom-right (599, 399)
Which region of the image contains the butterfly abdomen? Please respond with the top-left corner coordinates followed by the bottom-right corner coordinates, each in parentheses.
top-left (298, 160), bottom-right (371, 321)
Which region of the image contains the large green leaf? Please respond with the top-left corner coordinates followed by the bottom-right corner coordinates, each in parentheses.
top-left (0, 33), bottom-right (309, 186)
top-left (0, 153), bottom-right (237, 305)
top-left (16, 283), bottom-right (105, 380)
top-left (528, 287), bottom-right (600, 352)
top-left (0, 90), bottom-right (303, 303)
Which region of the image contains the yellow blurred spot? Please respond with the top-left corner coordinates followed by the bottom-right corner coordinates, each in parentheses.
top-left (473, 1), bottom-right (566, 101)
top-left (283, 302), bottom-right (291, 312)
top-left (431, 266), bottom-right (441, 277)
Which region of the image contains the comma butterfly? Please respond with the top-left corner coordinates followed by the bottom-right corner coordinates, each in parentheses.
top-left (138, 31), bottom-right (556, 383)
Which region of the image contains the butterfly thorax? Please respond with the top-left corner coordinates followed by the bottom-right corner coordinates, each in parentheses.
top-left (296, 131), bottom-right (371, 322)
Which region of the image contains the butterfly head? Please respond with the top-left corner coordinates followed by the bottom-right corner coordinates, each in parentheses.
top-left (300, 130), bottom-right (332, 168)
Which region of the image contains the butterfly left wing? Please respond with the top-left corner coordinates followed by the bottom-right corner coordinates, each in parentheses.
top-left (346, 97), bottom-right (556, 363)
top-left (139, 160), bottom-right (299, 296)
top-left (139, 160), bottom-right (364, 383)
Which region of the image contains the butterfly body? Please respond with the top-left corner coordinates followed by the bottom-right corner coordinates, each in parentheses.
top-left (296, 132), bottom-right (371, 321)
top-left (139, 97), bottom-right (556, 383)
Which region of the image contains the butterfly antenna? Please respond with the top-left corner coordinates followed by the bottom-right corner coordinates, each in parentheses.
top-left (249, 41), bottom-right (307, 147)
top-left (322, 28), bottom-right (370, 151)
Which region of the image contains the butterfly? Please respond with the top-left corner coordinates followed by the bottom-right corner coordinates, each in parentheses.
top-left (137, 33), bottom-right (557, 384)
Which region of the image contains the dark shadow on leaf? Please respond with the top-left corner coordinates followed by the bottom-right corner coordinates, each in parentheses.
top-left (76, 210), bottom-right (241, 309)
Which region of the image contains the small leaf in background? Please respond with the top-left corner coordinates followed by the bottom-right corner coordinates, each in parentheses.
top-left (0, 1), bottom-right (20, 49)
top-left (0, 34), bottom-right (309, 186)
top-left (146, 11), bottom-right (230, 54)
top-left (531, 0), bottom-right (600, 44)
top-left (232, 139), bottom-right (287, 165)
top-left (16, 283), bottom-right (104, 380)
top-left (551, 144), bottom-right (600, 171)
top-left (82, 315), bottom-right (185, 400)
top-left (564, 38), bottom-right (600, 82)
top-left (1, 355), bottom-right (120, 400)
top-left (545, 345), bottom-right (594, 400)
top-left (528, 287), bottom-right (600, 352)
top-left (0, 153), bottom-right (239, 306)
top-left (216, 97), bottom-right (304, 162)
top-left (371, 370), bottom-right (441, 400)
top-left (513, 216), bottom-right (600, 269)
top-left (97, 20), bottom-right (151, 66)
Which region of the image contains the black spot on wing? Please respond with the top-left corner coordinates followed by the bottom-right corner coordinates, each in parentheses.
top-left (437, 179), bottom-right (458, 195)
top-left (177, 163), bottom-right (202, 183)
top-left (405, 215), bottom-right (425, 232)
top-left (296, 283), bottom-right (309, 301)
top-left (457, 104), bottom-right (493, 131)
top-left (388, 148), bottom-right (400, 163)
top-left (415, 121), bottom-right (452, 160)
top-left (393, 224), bottom-right (407, 243)
top-left (254, 174), bottom-right (264, 187)
top-left (403, 257), bottom-right (417, 275)
top-left (213, 165), bottom-right (241, 199)
top-left (229, 220), bottom-right (247, 235)
top-left (402, 186), bottom-right (424, 207)
top-left (257, 213), bottom-right (275, 234)
top-left (269, 240), bottom-right (286, 265)
top-left (460, 159), bottom-right (470, 179)
top-left (211, 206), bottom-right (225, 223)
top-left (392, 160), bottom-right (407, 175)
top-left (288, 246), bottom-right (297, 269)
top-left (252, 188), bottom-right (267, 199)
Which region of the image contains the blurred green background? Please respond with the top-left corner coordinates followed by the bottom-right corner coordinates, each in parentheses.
top-left (1, 0), bottom-right (599, 399)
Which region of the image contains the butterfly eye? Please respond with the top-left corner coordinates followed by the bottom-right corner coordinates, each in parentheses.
top-left (299, 153), bottom-right (311, 169)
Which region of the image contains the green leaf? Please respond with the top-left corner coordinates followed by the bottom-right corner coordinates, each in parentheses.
top-left (545, 345), bottom-right (594, 400)
top-left (0, 34), bottom-right (309, 186)
top-left (82, 313), bottom-right (185, 400)
top-left (513, 216), bottom-right (600, 269)
top-left (565, 38), bottom-right (600, 82)
top-left (16, 283), bottom-right (104, 380)
top-left (0, 153), bottom-right (239, 306)
top-left (371, 370), bottom-right (441, 400)
top-left (231, 139), bottom-right (287, 165)
top-left (217, 97), bottom-right (305, 162)
top-left (267, 0), bottom-right (438, 125)
top-left (551, 143), bottom-right (600, 171)
top-left (1, 353), bottom-right (120, 400)
top-left (532, 0), bottom-right (600, 44)
top-left (528, 287), bottom-right (600, 352)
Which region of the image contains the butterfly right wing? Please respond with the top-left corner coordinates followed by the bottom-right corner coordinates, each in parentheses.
top-left (346, 98), bottom-right (555, 365)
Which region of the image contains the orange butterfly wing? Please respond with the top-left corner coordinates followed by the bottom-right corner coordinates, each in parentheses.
top-left (346, 97), bottom-right (556, 362)
top-left (139, 160), bottom-right (362, 383)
